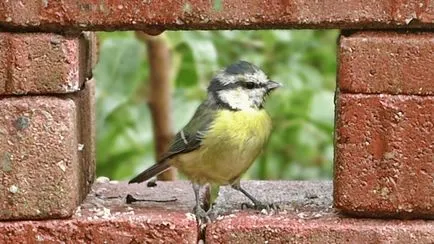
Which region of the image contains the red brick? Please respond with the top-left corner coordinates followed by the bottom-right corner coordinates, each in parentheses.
top-left (339, 32), bottom-right (434, 95)
top-left (73, 79), bottom-right (96, 201)
top-left (208, 214), bottom-right (434, 243)
top-left (80, 32), bottom-right (99, 79)
top-left (334, 94), bottom-right (434, 218)
top-left (0, 181), bottom-right (198, 243)
top-left (0, 33), bottom-right (92, 95)
top-left (394, 0), bottom-right (434, 24)
top-left (0, 1), bottom-right (433, 31)
top-left (0, 82), bottom-right (95, 220)
top-left (0, 35), bottom-right (8, 94)
top-left (207, 181), bottom-right (434, 244)
top-left (0, 96), bottom-right (79, 219)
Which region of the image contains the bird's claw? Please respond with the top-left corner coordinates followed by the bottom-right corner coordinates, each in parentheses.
top-left (193, 206), bottom-right (211, 224)
top-left (241, 202), bottom-right (280, 212)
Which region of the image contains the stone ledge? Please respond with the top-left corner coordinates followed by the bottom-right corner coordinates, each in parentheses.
top-left (0, 181), bottom-right (198, 243)
top-left (0, 0), bottom-right (433, 31)
top-left (1, 181), bottom-right (432, 243)
top-left (207, 181), bottom-right (434, 243)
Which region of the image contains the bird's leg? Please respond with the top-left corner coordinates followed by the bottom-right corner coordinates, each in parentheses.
top-left (203, 184), bottom-right (220, 219)
top-left (192, 183), bottom-right (210, 223)
top-left (231, 182), bottom-right (279, 211)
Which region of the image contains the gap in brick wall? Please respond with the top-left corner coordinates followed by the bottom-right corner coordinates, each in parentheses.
top-left (93, 30), bottom-right (338, 182)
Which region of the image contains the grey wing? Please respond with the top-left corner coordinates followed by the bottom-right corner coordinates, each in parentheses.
top-left (159, 103), bottom-right (215, 161)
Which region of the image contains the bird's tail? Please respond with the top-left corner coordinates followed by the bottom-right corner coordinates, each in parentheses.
top-left (128, 160), bottom-right (171, 184)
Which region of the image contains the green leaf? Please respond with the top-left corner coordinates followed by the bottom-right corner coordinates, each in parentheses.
top-left (174, 43), bottom-right (199, 87)
top-left (309, 90), bottom-right (335, 128)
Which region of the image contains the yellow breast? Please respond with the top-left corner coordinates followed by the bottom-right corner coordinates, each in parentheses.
top-left (173, 109), bottom-right (272, 185)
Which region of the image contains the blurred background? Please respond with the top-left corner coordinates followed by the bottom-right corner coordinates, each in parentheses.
top-left (94, 30), bottom-right (338, 181)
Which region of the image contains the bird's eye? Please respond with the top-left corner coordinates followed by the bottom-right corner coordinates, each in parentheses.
top-left (244, 82), bottom-right (257, 89)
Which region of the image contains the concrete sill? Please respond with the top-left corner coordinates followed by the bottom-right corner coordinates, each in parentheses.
top-left (1, 181), bottom-right (432, 243)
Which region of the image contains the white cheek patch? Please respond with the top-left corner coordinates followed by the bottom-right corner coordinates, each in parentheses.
top-left (218, 89), bottom-right (254, 110)
top-left (250, 88), bottom-right (267, 106)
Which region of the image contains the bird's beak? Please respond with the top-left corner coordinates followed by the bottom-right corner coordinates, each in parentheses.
top-left (266, 80), bottom-right (283, 91)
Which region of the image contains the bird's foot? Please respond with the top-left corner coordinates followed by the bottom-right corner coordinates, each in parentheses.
top-left (241, 202), bottom-right (280, 212)
top-left (193, 206), bottom-right (211, 224)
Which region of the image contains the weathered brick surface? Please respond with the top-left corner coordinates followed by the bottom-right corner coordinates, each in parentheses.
top-left (1, 180), bottom-right (431, 243)
top-left (0, 96), bottom-right (79, 219)
top-left (339, 32), bottom-right (434, 95)
top-left (0, 0), bottom-right (433, 31)
top-left (73, 79), bottom-right (96, 201)
top-left (207, 181), bottom-right (434, 244)
top-left (0, 82), bottom-right (95, 220)
top-left (80, 32), bottom-right (99, 80)
top-left (334, 94), bottom-right (434, 218)
top-left (0, 32), bottom-right (93, 95)
top-left (394, 0), bottom-right (434, 24)
top-left (0, 181), bottom-right (198, 243)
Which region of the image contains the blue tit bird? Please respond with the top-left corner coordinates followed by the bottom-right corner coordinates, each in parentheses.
top-left (128, 60), bottom-right (281, 220)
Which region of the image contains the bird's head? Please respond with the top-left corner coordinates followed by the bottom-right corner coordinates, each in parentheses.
top-left (208, 61), bottom-right (282, 111)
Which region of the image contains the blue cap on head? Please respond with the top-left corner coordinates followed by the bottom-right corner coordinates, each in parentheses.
top-left (224, 61), bottom-right (259, 75)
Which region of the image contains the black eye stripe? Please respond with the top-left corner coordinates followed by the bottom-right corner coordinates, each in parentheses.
top-left (242, 82), bottom-right (256, 89)
top-left (207, 78), bottom-right (266, 92)
top-left (237, 81), bottom-right (263, 89)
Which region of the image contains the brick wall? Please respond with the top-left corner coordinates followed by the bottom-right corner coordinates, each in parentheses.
top-left (0, 0), bottom-right (433, 243)
top-left (0, 32), bottom-right (97, 220)
top-left (335, 31), bottom-right (434, 219)
top-left (1, 0), bottom-right (434, 31)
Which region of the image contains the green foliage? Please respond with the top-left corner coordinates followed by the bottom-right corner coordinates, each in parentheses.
top-left (94, 30), bottom-right (338, 180)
